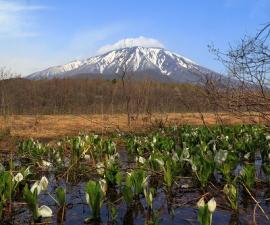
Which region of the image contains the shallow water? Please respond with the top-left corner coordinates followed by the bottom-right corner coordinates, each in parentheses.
top-left (2, 150), bottom-right (270, 225)
top-left (8, 173), bottom-right (270, 225)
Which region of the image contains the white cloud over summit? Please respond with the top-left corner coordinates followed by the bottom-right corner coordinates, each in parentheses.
top-left (97, 36), bottom-right (164, 54)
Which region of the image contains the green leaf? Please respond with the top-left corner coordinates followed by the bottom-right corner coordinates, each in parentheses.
top-left (23, 184), bottom-right (40, 222)
top-left (86, 180), bottom-right (104, 220)
top-left (223, 183), bottom-right (238, 210)
top-left (55, 187), bottom-right (66, 207)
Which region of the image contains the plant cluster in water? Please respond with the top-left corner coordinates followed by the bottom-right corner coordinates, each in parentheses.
top-left (0, 125), bottom-right (270, 224)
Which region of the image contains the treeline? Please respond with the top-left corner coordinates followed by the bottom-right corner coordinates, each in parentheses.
top-left (0, 78), bottom-right (215, 115)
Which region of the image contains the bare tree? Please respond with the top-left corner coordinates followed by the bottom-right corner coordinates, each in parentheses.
top-left (121, 65), bottom-right (132, 126)
top-left (0, 77), bottom-right (214, 116)
top-left (0, 68), bottom-right (14, 116)
top-left (206, 23), bottom-right (270, 124)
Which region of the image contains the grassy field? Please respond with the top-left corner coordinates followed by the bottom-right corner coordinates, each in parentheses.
top-left (0, 112), bottom-right (263, 139)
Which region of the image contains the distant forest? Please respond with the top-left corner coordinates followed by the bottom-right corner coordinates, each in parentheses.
top-left (1, 23), bottom-right (269, 124)
top-left (0, 78), bottom-right (216, 115)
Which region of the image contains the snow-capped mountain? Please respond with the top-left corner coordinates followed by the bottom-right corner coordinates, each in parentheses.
top-left (27, 46), bottom-right (219, 82)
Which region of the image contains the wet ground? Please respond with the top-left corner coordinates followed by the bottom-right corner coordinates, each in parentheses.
top-left (1, 149), bottom-right (270, 225)
top-left (10, 177), bottom-right (270, 225)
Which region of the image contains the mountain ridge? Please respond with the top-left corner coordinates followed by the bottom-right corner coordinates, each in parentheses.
top-left (27, 46), bottom-right (219, 83)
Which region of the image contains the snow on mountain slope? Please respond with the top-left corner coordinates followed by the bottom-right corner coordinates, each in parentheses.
top-left (27, 60), bottom-right (84, 79)
top-left (27, 47), bottom-right (218, 82)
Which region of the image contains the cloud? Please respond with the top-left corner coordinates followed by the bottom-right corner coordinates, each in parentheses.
top-left (0, 1), bottom-right (47, 11)
top-left (98, 36), bottom-right (165, 54)
top-left (0, 0), bottom-right (47, 38)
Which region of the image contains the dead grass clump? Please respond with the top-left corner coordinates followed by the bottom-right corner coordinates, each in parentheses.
top-left (0, 127), bottom-right (11, 140)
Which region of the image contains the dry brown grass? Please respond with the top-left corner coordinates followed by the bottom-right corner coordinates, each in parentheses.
top-left (0, 112), bottom-right (263, 139)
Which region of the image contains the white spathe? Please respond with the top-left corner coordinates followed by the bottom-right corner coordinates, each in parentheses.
top-left (207, 198), bottom-right (217, 213)
top-left (40, 176), bottom-right (49, 191)
top-left (41, 160), bottom-right (52, 169)
top-left (38, 205), bottom-right (53, 218)
top-left (143, 175), bottom-right (149, 185)
top-left (197, 197), bottom-right (205, 208)
top-left (86, 193), bottom-right (89, 204)
top-left (30, 176), bottom-right (49, 195)
top-left (23, 166), bottom-right (31, 177)
top-left (99, 179), bottom-right (107, 195)
top-left (13, 172), bottom-right (24, 183)
top-left (96, 162), bottom-right (105, 175)
top-left (30, 181), bottom-right (41, 195)
top-left (136, 156), bottom-right (146, 164)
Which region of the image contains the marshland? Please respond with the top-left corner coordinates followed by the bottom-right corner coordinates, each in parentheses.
top-left (1, 1), bottom-right (270, 224)
top-left (0, 125), bottom-right (270, 224)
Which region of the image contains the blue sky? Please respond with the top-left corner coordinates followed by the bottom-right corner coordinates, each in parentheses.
top-left (0, 0), bottom-right (269, 76)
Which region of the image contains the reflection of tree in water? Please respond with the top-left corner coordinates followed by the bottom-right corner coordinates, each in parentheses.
top-left (240, 188), bottom-right (252, 210)
top-left (123, 207), bottom-right (134, 225)
top-left (123, 201), bottom-right (144, 225)
top-left (265, 189), bottom-right (270, 204)
top-left (107, 186), bottom-right (118, 202)
top-left (166, 192), bottom-right (175, 218)
top-left (228, 212), bottom-right (239, 225)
